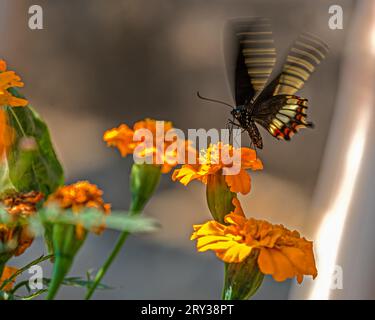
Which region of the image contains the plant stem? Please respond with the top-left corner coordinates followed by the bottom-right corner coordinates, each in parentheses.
top-left (0, 263), bottom-right (5, 280)
top-left (85, 164), bottom-right (161, 300)
top-left (84, 230), bottom-right (130, 300)
top-left (46, 255), bottom-right (73, 300)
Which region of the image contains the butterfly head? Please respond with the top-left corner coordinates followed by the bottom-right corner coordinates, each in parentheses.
top-left (231, 105), bottom-right (246, 121)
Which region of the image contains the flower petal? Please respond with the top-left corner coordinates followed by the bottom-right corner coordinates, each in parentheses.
top-left (225, 169), bottom-right (251, 195)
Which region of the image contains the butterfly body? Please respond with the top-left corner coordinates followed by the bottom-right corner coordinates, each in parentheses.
top-left (224, 18), bottom-right (328, 149)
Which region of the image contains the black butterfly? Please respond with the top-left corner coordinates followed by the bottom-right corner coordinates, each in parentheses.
top-left (201, 18), bottom-right (328, 149)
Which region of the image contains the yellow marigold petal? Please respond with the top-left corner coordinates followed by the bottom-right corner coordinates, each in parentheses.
top-left (225, 169), bottom-right (251, 194)
top-left (197, 239), bottom-right (238, 253)
top-left (216, 243), bottom-right (252, 263)
top-left (172, 165), bottom-right (199, 185)
top-left (193, 221), bottom-right (226, 237)
top-left (197, 236), bottom-right (237, 251)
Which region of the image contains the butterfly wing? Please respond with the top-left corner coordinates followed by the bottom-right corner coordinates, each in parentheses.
top-left (270, 32), bottom-right (329, 97)
top-left (223, 18), bottom-right (277, 106)
top-left (274, 33), bottom-right (329, 95)
top-left (251, 32), bottom-right (328, 141)
top-left (252, 94), bottom-right (312, 140)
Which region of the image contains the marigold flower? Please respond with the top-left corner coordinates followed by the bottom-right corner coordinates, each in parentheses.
top-left (0, 110), bottom-right (15, 155)
top-left (45, 181), bottom-right (111, 300)
top-left (0, 59), bottom-right (28, 108)
top-left (0, 266), bottom-right (18, 292)
top-left (173, 143), bottom-right (263, 195)
top-left (191, 198), bottom-right (317, 284)
top-left (104, 118), bottom-right (193, 173)
top-left (0, 191), bottom-right (43, 257)
top-left (45, 181), bottom-right (111, 238)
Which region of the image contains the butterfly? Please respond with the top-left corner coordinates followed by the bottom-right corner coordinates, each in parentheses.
top-left (200, 18), bottom-right (328, 149)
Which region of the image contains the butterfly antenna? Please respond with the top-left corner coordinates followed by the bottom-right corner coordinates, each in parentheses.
top-left (196, 92), bottom-right (234, 109)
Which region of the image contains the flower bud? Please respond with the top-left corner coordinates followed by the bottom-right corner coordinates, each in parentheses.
top-left (206, 171), bottom-right (236, 223)
top-left (222, 250), bottom-right (264, 300)
top-left (130, 164), bottom-right (161, 213)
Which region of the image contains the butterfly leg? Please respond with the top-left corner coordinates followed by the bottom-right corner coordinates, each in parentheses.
top-left (249, 140), bottom-right (259, 159)
top-left (227, 119), bottom-right (242, 143)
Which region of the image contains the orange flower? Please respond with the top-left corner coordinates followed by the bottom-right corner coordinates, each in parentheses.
top-left (173, 143), bottom-right (263, 195)
top-left (104, 118), bottom-right (193, 173)
top-left (191, 198), bottom-right (317, 283)
top-left (45, 181), bottom-right (111, 238)
top-left (103, 124), bottom-right (135, 157)
top-left (0, 59), bottom-right (28, 108)
top-left (0, 266), bottom-right (18, 292)
top-left (0, 110), bottom-right (15, 155)
top-left (0, 191), bottom-right (43, 257)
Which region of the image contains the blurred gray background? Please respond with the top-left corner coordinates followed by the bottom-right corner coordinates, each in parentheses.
top-left (0, 0), bottom-right (357, 299)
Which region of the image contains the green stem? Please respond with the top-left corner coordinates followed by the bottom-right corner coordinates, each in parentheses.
top-left (85, 163), bottom-right (161, 300)
top-left (221, 263), bottom-right (228, 299)
top-left (85, 230), bottom-right (130, 300)
top-left (84, 202), bottom-right (139, 300)
top-left (0, 263), bottom-right (5, 280)
top-left (46, 255), bottom-right (73, 300)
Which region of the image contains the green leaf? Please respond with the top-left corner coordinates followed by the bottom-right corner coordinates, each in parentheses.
top-left (1, 89), bottom-right (64, 196)
top-left (38, 207), bottom-right (160, 233)
top-left (19, 289), bottom-right (48, 300)
top-left (43, 276), bottom-right (111, 290)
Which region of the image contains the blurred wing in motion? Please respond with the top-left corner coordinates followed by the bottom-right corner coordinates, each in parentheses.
top-left (223, 18), bottom-right (276, 106)
top-left (273, 32), bottom-right (329, 95)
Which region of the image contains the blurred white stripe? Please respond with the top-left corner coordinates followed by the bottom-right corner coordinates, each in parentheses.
top-left (290, 0), bottom-right (375, 299)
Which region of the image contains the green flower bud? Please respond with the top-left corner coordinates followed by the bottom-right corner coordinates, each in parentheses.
top-left (130, 164), bottom-right (161, 214)
top-left (46, 223), bottom-right (87, 300)
top-left (222, 250), bottom-right (264, 300)
top-left (206, 171), bottom-right (236, 223)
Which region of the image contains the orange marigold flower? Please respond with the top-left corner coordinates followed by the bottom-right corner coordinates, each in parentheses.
top-left (104, 118), bottom-right (193, 173)
top-left (0, 191), bottom-right (43, 257)
top-left (173, 143), bottom-right (263, 195)
top-left (0, 266), bottom-right (18, 292)
top-left (0, 59), bottom-right (28, 107)
top-left (0, 110), bottom-right (15, 156)
top-left (45, 181), bottom-right (111, 238)
top-left (103, 124), bottom-right (135, 157)
top-left (191, 198), bottom-right (317, 284)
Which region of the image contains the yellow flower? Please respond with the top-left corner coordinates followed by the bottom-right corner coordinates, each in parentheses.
top-left (173, 143), bottom-right (263, 195)
top-left (104, 118), bottom-right (193, 173)
top-left (0, 191), bottom-right (43, 257)
top-left (45, 181), bottom-right (111, 239)
top-left (0, 266), bottom-right (18, 292)
top-left (0, 59), bottom-right (28, 107)
top-left (191, 198), bottom-right (317, 283)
